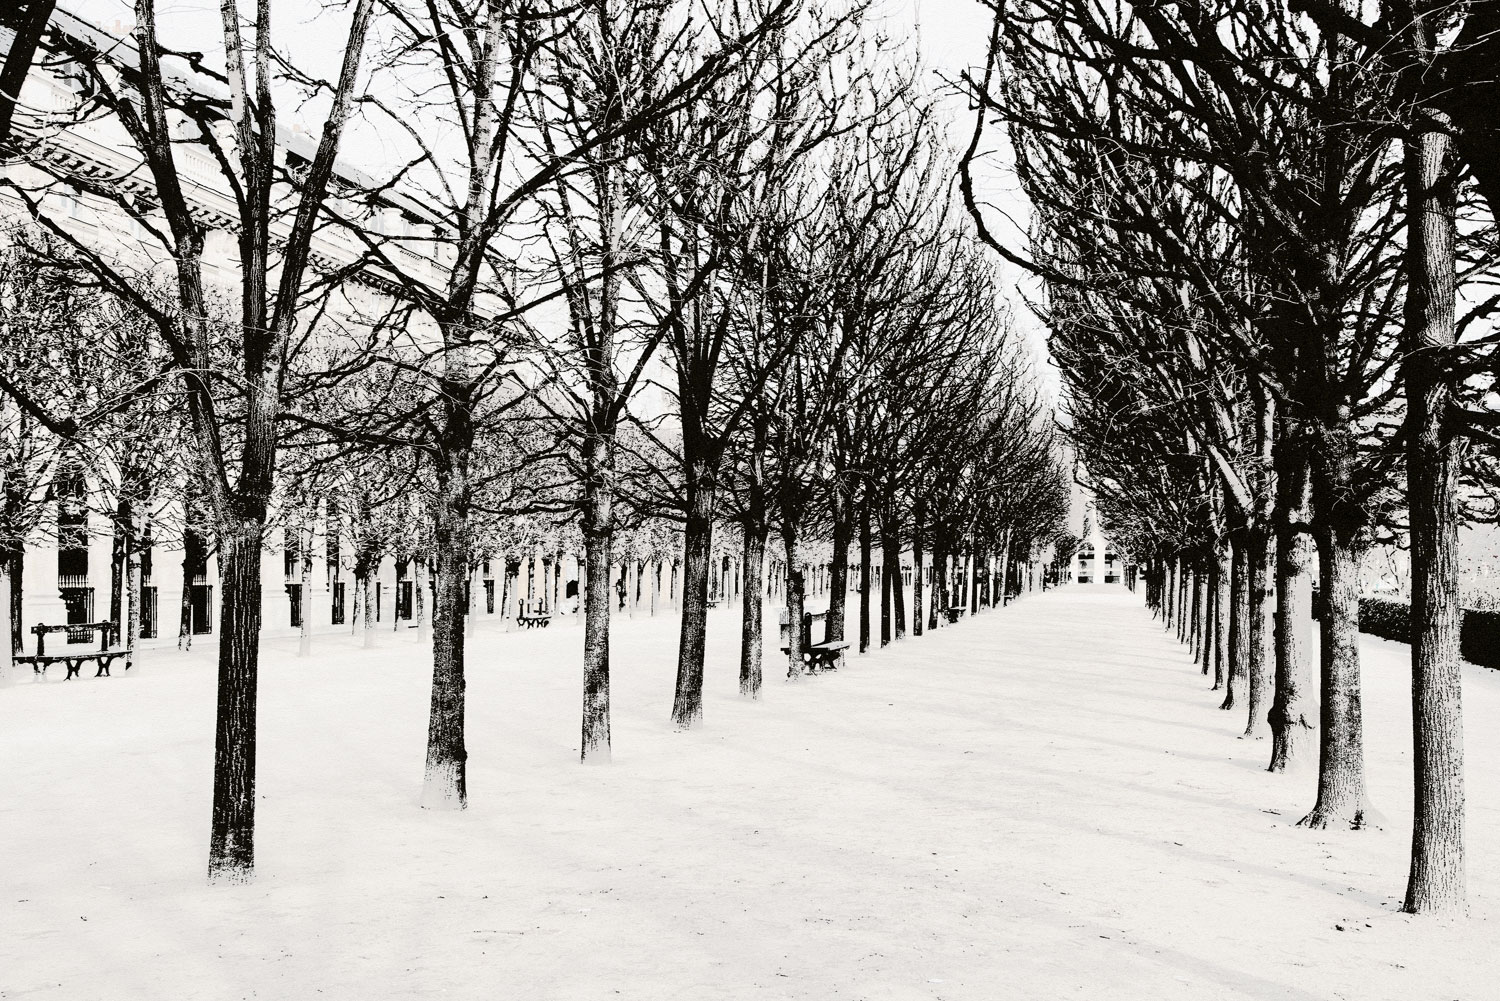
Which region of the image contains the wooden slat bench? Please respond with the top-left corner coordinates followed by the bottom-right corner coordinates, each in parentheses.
top-left (14, 621), bottom-right (130, 679)
top-left (779, 609), bottom-right (850, 672)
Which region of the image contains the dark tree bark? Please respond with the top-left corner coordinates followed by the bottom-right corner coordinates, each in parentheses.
top-left (1190, 565), bottom-right (1203, 661)
top-left (889, 515), bottom-right (906, 638)
top-left (1221, 533), bottom-right (1248, 711)
top-left (0, 1), bottom-right (56, 150)
top-left (1164, 558), bottom-right (1176, 631)
top-left (1269, 442), bottom-right (1315, 772)
top-left (4, 542), bottom-right (22, 656)
top-left (739, 515), bottom-right (767, 698)
top-left (1244, 523), bottom-right (1275, 738)
top-left (580, 437), bottom-right (614, 759)
top-left (206, 520), bottom-right (265, 879)
top-left (858, 494), bottom-right (872, 653)
top-left (1298, 444), bottom-right (1373, 829)
top-left (879, 507), bottom-right (893, 648)
top-left (422, 483), bottom-right (468, 806)
top-left (1402, 120), bottom-right (1466, 914)
top-left (110, 497), bottom-right (129, 632)
top-left (827, 478), bottom-right (852, 643)
top-left (781, 520), bottom-right (805, 678)
top-left (930, 542), bottom-right (946, 631)
top-left (1201, 552), bottom-right (1216, 675)
top-left (1213, 535), bottom-right (1230, 689)
top-left (912, 497), bottom-right (925, 637)
top-left (672, 460), bottom-right (715, 728)
top-left (969, 550), bottom-right (979, 613)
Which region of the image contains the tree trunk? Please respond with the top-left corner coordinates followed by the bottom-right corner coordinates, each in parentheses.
top-left (930, 544), bottom-right (947, 631)
top-left (5, 543), bottom-right (22, 656)
top-left (740, 521), bottom-right (767, 699)
top-left (1221, 534), bottom-right (1248, 711)
top-left (741, 440), bottom-right (769, 697)
top-left (1164, 558), bottom-right (1176, 630)
top-left (466, 561), bottom-right (478, 638)
top-left (1190, 568), bottom-right (1203, 661)
top-left (891, 525), bottom-right (906, 638)
top-left (1298, 463), bottom-right (1372, 829)
top-left (0, 549), bottom-right (11, 686)
top-left (672, 459), bottom-right (715, 729)
top-left (1201, 554), bottom-right (1216, 675)
top-left (1402, 120), bottom-right (1466, 913)
top-left (827, 480), bottom-right (851, 643)
top-left (581, 524), bottom-right (613, 760)
top-left (298, 525), bottom-right (312, 658)
top-left (363, 559), bottom-right (378, 649)
top-left (912, 498), bottom-right (925, 638)
top-left (880, 514), bottom-right (893, 648)
top-left (1213, 536), bottom-right (1230, 689)
top-left (422, 486), bottom-right (468, 808)
top-left (1174, 564), bottom-right (1183, 634)
top-left (206, 520), bottom-right (265, 882)
top-left (415, 555), bottom-right (428, 643)
top-left (942, 553), bottom-right (952, 614)
top-left (1269, 445), bottom-right (1315, 772)
top-left (125, 507), bottom-right (144, 673)
top-left (858, 495), bottom-right (872, 653)
top-left (782, 521), bottom-right (806, 678)
top-left (1244, 524), bottom-right (1275, 737)
top-left (999, 529), bottom-right (1011, 608)
top-left (352, 569), bottom-right (364, 637)
top-left (110, 497), bottom-right (129, 633)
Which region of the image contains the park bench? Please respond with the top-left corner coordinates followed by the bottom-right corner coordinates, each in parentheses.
top-left (14, 621), bottom-right (129, 679)
top-left (516, 600), bottom-right (551, 629)
top-left (943, 606), bottom-right (967, 624)
top-left (779, 609), bottom-right (850, 672)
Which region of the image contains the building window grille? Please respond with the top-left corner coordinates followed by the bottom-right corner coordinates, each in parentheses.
top-left (189, 584), bottom-right (213, 634)
top-left (138, 585), bottom-right (159, 638)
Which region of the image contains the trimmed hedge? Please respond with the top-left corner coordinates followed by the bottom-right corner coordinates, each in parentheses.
top-left (1359, 597), bottom-right (1411, 646)
top-left (1462, 609), bottom-right (1500, 669)
top-left (1313, 593), bottom-right (1500, 669)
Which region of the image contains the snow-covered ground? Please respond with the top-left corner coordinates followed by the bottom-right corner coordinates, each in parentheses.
top-left (2, 585), bottom-right (1496, 1000)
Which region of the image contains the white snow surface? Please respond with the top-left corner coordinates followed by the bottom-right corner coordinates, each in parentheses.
top-left (2, 585), bottom-right (1497, 1000)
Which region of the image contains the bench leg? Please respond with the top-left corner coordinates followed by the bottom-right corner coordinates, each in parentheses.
top-left (66, 661), bottom-right (80, 680)
top-left (96, 660), bottom-right (111, 678)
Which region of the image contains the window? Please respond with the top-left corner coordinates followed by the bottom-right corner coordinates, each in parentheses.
top-left (139, 585), bottom-right (158, 639)
top-left (288, 583), bottom-right (303, 628)
top-left (61, 586), bottom-right (95, 641)
top-left (189, 584), bottom-right (214, 634)
top-left (284, 532), bottom-right (302, 580)
top-left (57, 465), bottom-right (89, 585)
top-left (332, 582), bottom-right (346, 625)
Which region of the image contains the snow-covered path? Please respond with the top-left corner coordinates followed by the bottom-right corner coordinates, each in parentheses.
top-left (2, 585), bottom-right (1497, 1000)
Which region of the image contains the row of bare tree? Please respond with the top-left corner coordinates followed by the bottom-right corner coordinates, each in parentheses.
top-left (960, 0), bottom-right (1500, 916)
top-left (0, 0), bottom-right (1068, 885)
